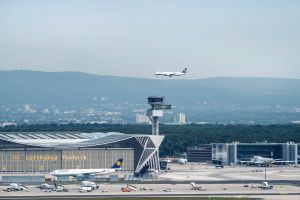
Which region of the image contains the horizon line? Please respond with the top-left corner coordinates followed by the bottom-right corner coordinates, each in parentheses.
top-left (0, 69), bottom-right (299, 81)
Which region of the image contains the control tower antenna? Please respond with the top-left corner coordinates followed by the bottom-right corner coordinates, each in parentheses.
top-left (147, 96), bottom-right (171, 135)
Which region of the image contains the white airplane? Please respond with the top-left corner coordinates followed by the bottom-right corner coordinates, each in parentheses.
top-left (239, 156), bottom-right (294, 166)
top-left (253, 156), bottom-right (275, 164)
top-left (154, 67), bottom-right (187, 77)
top-left (50, 158), bottom-right (123, 179)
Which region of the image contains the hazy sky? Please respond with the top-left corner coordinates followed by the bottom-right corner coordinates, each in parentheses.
top-left (0, 0), bottom-right (300, 79)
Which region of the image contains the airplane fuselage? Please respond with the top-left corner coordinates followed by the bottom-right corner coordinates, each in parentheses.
top-left (253, 156), bottom-right (274, 163)
top-left (154, 67), bottom-right (187, 77)
top-left (154, 72), bottom-right (186, 77)
top-left (50, 168), bottom-right (116, 176)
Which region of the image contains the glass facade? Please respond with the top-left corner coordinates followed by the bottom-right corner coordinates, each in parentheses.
top-left (228, 144), bottom-right (236, 164)
top-left (212, 143), bottom-right (298, 166)
top-left (237, 144), bottom-right (283, 161)
top-left (212, 143), bottom-right (228, 165)
top-left (186, 145), bottom-right (212, 162)
top-left (0, 132), bottom-right (164, 174)
top-left (298, 145), bottom-right (300, 163)
top-left (0, 148), bottom-right (134, 172)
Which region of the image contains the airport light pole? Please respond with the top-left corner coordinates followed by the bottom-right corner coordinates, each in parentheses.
top-left (264, 161), bottom-right (267, 181)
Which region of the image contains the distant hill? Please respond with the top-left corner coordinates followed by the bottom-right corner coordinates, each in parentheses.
top-left (0, 70), bottom-right (300, 106)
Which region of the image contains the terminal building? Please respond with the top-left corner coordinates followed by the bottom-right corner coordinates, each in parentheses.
top-left (212, 142), bottom-right (298, 166)
top-left (186, 145), bottom-right (212, 162)
top-left (0, 132), bottom-right (164, 174)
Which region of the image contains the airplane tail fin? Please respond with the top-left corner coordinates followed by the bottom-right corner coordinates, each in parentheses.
top-left (182, 67), bottom-right (187, 73)
top-left (111, 158), bottom-right (123, 169)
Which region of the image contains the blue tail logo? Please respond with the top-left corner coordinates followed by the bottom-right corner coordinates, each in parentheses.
top-left (111, 158), bottom-right (123, 169)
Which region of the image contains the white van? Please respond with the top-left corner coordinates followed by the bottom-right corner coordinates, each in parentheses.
top-left (81, 181), bottom-right (99, 190)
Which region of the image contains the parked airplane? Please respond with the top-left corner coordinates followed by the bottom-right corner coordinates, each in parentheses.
top-left (154, 68), bottom-right (187, 77)
top-left (253, 156), bottom-right (277, 164)
top-left (50, 158), bottom-right (123, 179)
top-left (239, 156), bottom-right (294, 166)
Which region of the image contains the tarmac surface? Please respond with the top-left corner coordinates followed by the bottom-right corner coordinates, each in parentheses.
top-left (158, 163), bottom-right (300, 182)
top-left (0, 163), bottom-right (300, 200)
top-left (0, 183), bottom-right (300, 199)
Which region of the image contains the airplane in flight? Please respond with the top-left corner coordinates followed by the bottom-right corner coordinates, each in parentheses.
top-left (154, 67), bottom-right (187, 77)
top-left (50, 158), bottom-right (123, 179)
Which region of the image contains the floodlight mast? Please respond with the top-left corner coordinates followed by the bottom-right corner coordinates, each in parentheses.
top-left (147, 96), bottom-right (171, 135)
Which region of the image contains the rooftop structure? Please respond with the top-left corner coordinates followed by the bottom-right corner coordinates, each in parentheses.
top-left (212, 142), bottom-right (298, 166)
top-left (0, 132), bottom-right (164, 174)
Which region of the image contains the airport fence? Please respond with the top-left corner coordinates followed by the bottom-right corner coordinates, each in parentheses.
top-left (0, 175), bottom-right (45, 183)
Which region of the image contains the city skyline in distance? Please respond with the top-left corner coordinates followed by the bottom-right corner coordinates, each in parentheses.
top-left (0, 70), bottom-right (299, 125)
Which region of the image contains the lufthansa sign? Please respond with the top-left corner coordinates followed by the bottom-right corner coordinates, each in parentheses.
top-left (26, 155), bottom-right (58, 161)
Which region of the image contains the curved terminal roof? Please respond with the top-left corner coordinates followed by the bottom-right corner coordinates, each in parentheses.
top-left (0, 132), bottom-right (134, 148)
top-left (0, 132), bottom-right (165, 174)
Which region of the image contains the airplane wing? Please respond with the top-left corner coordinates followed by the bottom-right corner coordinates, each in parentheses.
top-left (167, 73), bottom-right (176, 77)
top-left (254, 161), bottom-right (264, 164)
top-left (238, 161), bottom-right (255, 165)
top-left (81, 172), bottom-right (96, 176)
top-left (239, 161), bottom-right (250, 163)
top-left (154, 72), bottom-right (176, 77)
top-left (84, 169), bottom-right (106, 175)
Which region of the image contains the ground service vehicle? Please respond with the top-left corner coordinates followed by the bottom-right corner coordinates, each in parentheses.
top-left (79, 186), bottom-right (92, 192)
top-left (190, 182), bottom-right (206, 191)
top-left (4, 183), bottom-right (30, 192)
top-left (81, 181), bottom-right (99, 190)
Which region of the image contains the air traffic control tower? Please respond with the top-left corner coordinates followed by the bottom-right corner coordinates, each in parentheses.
top-left (147, 96), bottom-right (171, 135)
